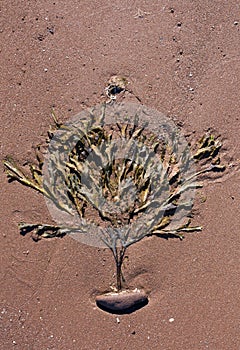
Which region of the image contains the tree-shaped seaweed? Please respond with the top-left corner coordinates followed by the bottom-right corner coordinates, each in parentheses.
top-left (4, 102), bottom-right (225, 313)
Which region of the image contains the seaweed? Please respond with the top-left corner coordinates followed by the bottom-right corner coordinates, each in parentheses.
top-left (3, 104), bottom-right (225, 291)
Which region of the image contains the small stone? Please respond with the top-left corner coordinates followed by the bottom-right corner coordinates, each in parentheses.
top-left (169, 317), bottom-right (175, 322)
top-left (234, 21), bottom-right (238, 25)
top-left (116, 317), bottom-right (120, 324)
top-left (96, 289), bottom-right (148, 313)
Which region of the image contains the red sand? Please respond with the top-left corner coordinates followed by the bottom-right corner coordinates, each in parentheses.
top-left (1, 1), bottom-right (240, 349)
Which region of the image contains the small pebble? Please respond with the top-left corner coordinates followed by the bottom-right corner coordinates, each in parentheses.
top-left (234, 21), bottom-right (238, 25)
top-left (96, 290), bottom-right (148, 312)
top-left (116, 317), bottom-right (120, 324)
top-left (169, 317), bottom-right (175, 323)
